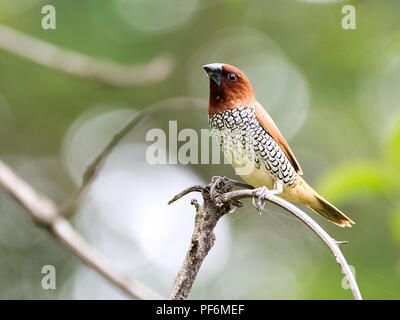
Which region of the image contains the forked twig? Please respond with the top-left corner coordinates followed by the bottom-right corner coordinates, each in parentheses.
top-left (168, 180), bottom-right (362, 300)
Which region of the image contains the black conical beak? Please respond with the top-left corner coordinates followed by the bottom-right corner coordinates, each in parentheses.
top-left (203, 63), bottom-right (223, 86)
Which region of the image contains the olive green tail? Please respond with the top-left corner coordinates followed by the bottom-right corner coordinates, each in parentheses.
top-left (295, 178), bottom-right (355, 228)
top-left (308, 193), bottom-right (355, 227)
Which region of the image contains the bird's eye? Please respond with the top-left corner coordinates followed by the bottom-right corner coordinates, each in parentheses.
top-left (227, 72), bottom-right (238, 82)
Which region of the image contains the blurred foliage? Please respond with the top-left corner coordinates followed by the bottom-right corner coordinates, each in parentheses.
top-left (1, 0), bottom-right (400, 299)
top-left (319, 122), bottom-right (400, 247)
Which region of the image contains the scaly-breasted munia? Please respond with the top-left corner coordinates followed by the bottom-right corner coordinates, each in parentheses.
top-left (203, 63), bottom-right (354, 227)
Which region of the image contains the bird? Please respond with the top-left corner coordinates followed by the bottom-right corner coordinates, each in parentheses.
top-left (203, 63), bottom-right (354, 227)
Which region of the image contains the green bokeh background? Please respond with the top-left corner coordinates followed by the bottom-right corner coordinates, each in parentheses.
top-left (1, 0), bottom-right (400, 299)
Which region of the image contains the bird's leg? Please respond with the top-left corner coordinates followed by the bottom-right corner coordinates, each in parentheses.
top-left (210, 176), bottom-right (253, 206)
top-left (211, 176), bottom-right (253, 190)
top-left (253, 180), bottom-right (283, 214)
top-left (271, 180), bottom-right (283, 195)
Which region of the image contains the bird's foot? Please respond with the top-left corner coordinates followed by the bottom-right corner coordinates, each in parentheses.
top-left (210, 176), bottom-right (252, 201)
top-left (210, 176), bottom-right (252, 208)
top-left (252, 186), bottom-right (268, 214)
top-left (211, 176), bottom-right (253, 190)
top-left (252, 181), bottom-right (283, 214)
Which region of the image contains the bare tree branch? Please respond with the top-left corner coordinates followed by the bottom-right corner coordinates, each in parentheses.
top-left (168, 179), bottom-right (363, 300)
top-left (0, 24), bottom-right (174, 87)
top-left (60, 97), bottom-right (207, 216)
top-left (168, 189), bottom-right (228, 300)
top-left (167, 185), bottom-right (204, 205)
top-left (0, 159), bottom-right (162, 300)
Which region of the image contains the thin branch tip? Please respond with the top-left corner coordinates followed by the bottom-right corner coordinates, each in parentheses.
top-left (168, 185), bottom-right (204, 205)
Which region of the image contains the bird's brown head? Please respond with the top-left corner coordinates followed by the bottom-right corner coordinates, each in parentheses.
top-left (203, 63), bottom-right (256, 116)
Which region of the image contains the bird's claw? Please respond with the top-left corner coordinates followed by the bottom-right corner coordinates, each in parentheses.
top-left (210, 176), bottom-right (249, 199)
top-left (211, 176), bottom-right (252, 189)
top-left (210, 176), bottom-right (223, 204)
top-left (210, 176), bottom-right (250, 207)
top-left (252, 182), bottom-right (283, 214)
top-left (253, 186), bottom-right (268, 214)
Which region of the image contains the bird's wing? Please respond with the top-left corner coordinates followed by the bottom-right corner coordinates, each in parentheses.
top-left (254, 102), bottom-right (303, 175)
